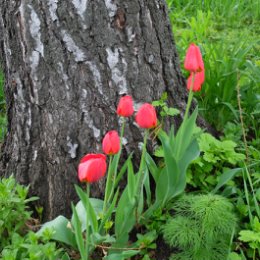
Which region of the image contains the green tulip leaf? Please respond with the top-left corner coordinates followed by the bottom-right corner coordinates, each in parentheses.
top-left (37, 215), bottom-right (77, 249)
top-left (99, 189), bottom-right (119, 233)
top-left (104, 250), bottom-right (139, 260)
top-left (127, 159), bottom-right (136, 202)
top-left (71, 204), bottom-right (87, 259)
top-left (145, 152), bottom-right (160, 182)
top-left (174, 107), bottom-right (198, 159)
top-left (144, 166), bottom-right (151, 207)
top-left (114, 153), bottom-right (133, 188)
top-left (91, 233), bottom-right (116, 244)
top-left (61, 253), bottom-right (71, 260)
top-left (71, 198), bottom-right (103, 232)
top-left (74, 185), bottom-right (99, 233)
top-left (115, 187), bottom-right (136, 244)
top-left (155, 167), bottom-right (170, 206)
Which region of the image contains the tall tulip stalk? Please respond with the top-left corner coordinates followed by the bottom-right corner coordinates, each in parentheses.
top-left (184, 43), bottom-right (205, 120)
top-left (102, 96), bottom-right (134, 215)
top-left (102, 130), bottom-right (120, 214)
top-left (134, 103), bottom-right (157, 221)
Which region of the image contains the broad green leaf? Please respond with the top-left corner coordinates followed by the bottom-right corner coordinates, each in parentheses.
top-left (114, 187), bottom-right (136, 243)
top-left (71, 202), bottom-right (86, 232)
top-left (159, 131), bottom-right (178, 189)
top-left (37, 215), bottom-right (77, 249)
top-left (145, 152), bottom-right (160, 182)
top-left (166, 156), bottom-right (180, 198)
top-left (137, 176), bottom-right (145, 222)
top-left (71, 198), bottom-right (103, 232)
top-left (89, 198), bottom-right (104, 218)
top-left (91, 233), bottom-right (116, 244)
top-left (228, 252), bottom-right (243, 260)
top-left (127, 159), bottom-right (136, 202)
top-left (172, 138), bottom-right (200, 198)
top-left (71, 204), bottom-right (87, 259)
top-left (104, 250), bottom-right (139, 260)
top-left (144, 166), bottom-right (151, 207)
top-left (174, 107), bottom-right (198, 159)
top-left (239, 230), bottom-right (260, 243)
top-left (155, 167), bottom-right (170, 206)
top-left (106, 154), bottom-right (121, 200)
top-left (114, 153), bottom-right (133, 188)
top-left (99, 189), bottom-right (119, 233)
top-left (103, 253), bottom-right (130, 260)
top-left (74, 186), bottom-right (98, 233)
top-left (122, 250), bottom-right (140, 257)
top-left (252, 217), bottom-right (260, 232)
top-left (61, 252), bottom-right (71, 260)
top-left (168, 126), bottom-right (175, 149)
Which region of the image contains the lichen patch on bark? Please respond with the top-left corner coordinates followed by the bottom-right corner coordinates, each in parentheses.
top-left (72, 0), bottom-right (88, 20)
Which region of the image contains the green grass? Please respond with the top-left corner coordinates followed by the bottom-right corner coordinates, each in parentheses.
top-left (166, 2), bottom-right (260, 258)
top-left (167, 0), bottom-right (260, 139)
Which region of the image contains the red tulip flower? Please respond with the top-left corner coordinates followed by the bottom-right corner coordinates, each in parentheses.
top-left (135, 103), bottom-right (157, 129)
top-left (184, 43), bottom-right (205, 92)
top-left (187, 70), bottom-right (205, 92)
top-left (184, 43), bottom-right (204, 72)
top-left (102, 130), bottom-right (120, 155)
top-left (117, 95), bottom-right (134, 117)
top-left (78, 154), bottom-right (107, 183)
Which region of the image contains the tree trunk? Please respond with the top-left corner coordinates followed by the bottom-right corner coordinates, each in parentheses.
top-left (0, 0), bottom-right (188, 220)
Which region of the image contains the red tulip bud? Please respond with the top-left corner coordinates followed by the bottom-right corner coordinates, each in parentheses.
top-left (184, 43), bottom-right (204, 72)
top-left (78, 154), bottom-right (107, 183)
top-left (102, 130), bottom-right (120, 155)
top-left (187, 70), bottom-right (205, 92)
top-left (135, 103), bottom-right (157, 129)
top-left (117, 95), bottom-right (134, 117)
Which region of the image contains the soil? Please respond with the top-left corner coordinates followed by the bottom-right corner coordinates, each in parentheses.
top-left (155, 235), bottom-right (172, 260)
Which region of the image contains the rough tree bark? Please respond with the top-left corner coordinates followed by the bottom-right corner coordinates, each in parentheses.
top-left (0, 0), bottom-right (190, 220)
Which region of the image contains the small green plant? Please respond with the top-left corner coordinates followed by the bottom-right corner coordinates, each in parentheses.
top-left (163, 194), bottom-right (237, 260)
top-left (238, 217), bottom-right (260, 260)
top-left (187, 132), bottom-right (245, 191)
top-left (0, 229), bottom-right (69, 260)
top-left (0, 176), bottom-right (66, 259)
top-left (166, 0), bottom-right (260, 138)
top-left (0, 176), bottom-right (37, 250)
top-left (133, 230), bottom-right (158, 260)
top-left (152, 92), bottom-right (180, 120)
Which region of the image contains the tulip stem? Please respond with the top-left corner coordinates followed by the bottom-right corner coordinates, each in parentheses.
top-left (183, 72), bottom-right (195, 122)
top-left (176, 73), bottom-right (195, 160)
top-left (86, 183), bottom-right (90, 259)
top-left (135, 129), bottom-right (149, 223)
top-left (107, 117), bottom-right (126, 205)
top-left (139, 130), bottom-right (148, 174)
top-left (114, 117), bottom-right (126, 174)
top-left (120, 117), bottom-right (126, 141)
top-left (103, 155), bottom-right (113, 214)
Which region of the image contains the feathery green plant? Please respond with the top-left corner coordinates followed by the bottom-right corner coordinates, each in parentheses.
top-left (163, 194), bottom-right (237, 260)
